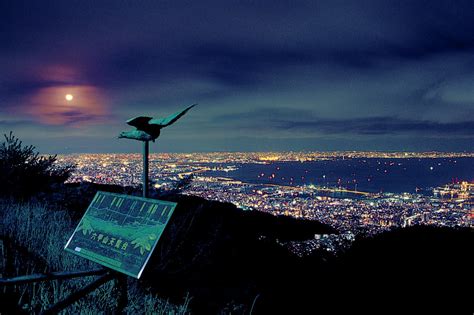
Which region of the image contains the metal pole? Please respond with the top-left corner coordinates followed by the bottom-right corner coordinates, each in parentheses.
top-left (116, 273), bottom-right (128, 314)
top-left (143, 140), bottom-right (149, 198)
top-left (0, 268), bottom-right (108, 286)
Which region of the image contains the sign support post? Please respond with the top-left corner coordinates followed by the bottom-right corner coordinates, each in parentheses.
top-left (118, 104), bottom-right (196, 198)
top-left (143, 140), bottom-right (149, 198)
top-left (116, 273), bottom-right (128, 314)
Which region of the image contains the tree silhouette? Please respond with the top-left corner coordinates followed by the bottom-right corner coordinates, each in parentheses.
top-left (0, 132), bottom-right (75, 198)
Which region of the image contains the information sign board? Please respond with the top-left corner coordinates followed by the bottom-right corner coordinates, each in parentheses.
top-left (65, 191), bottom-right (176, 278)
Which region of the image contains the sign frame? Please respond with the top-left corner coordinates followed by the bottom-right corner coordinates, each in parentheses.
top-left (65, 191), bottom-right (177, 278)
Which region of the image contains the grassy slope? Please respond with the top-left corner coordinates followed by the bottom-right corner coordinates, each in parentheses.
top-left (0, 199), bottom-right (190, 314)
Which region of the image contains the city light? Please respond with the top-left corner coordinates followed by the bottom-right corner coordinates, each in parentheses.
top-left (57, 151), bottom-right (473, 244)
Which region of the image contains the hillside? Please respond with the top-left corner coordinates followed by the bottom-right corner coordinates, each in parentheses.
top-left (2, 182), bottom-right (472, 314)
top-left (9, 182), bottom-right (336, 313)
top-left (260, 225), bottom-right (474, 314)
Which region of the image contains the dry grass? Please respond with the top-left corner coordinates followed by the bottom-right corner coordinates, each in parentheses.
top-left (1, 199), bottom-right (191, 314)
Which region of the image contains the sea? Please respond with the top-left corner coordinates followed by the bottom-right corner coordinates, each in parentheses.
top-left (203, 158), bottom-right (474, 195)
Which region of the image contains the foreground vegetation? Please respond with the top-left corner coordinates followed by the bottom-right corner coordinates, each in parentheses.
top-left (0, 199), bottom-right (191, 314)
top-left (0, 133), bottom-right (193, 314)
top-left (0, 132), bottom-right (74, 198)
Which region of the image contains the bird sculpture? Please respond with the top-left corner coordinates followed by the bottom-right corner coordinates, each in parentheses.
top-left (118, 104), bottom-right (196, 142)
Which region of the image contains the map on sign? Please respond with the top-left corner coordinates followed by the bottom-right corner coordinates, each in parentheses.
top-left (65, 191), bottom-right (177, 278)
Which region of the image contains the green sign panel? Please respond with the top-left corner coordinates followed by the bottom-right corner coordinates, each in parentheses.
top-left (65, 191), bottom-right (177, 278)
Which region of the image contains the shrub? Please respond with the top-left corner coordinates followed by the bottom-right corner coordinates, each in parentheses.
top-left (0, 132), bottom-right (75, 198)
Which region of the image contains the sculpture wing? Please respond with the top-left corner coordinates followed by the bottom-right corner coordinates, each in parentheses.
top-left (126, 116), bottom-right (153, 129)
top-left (149, 104), bottom-right (197, 127)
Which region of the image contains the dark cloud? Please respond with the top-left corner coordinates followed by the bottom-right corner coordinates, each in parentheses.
top-left (1, 0), bottom-right (474, 152)
top-left (56, 110), bottom-right (109, 125)
top-left (276, 117), bottom-right (474, 136)
top-left (0, 120), bottom-right (33, 127)
top-left (213, 109), bottom-right (474, 136)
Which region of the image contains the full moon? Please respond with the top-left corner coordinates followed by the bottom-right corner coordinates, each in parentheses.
top-left (65, 94), bottom-right (73, 101)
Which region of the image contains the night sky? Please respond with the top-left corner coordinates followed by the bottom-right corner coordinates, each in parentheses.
top-left (1, 0), bottom-right (474, 153)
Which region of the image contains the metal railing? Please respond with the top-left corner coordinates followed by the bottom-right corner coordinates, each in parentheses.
top-left (1, 268), bottom-right (128, 314)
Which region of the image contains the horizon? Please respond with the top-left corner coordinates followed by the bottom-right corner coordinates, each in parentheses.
top-left (53, 150), bottom-right (474, 155)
